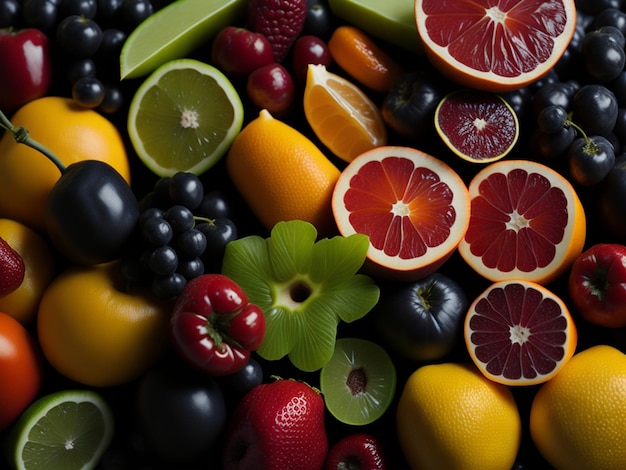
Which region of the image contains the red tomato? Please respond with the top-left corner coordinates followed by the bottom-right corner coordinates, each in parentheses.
top-left (0, 311), bottom-right (43, 431)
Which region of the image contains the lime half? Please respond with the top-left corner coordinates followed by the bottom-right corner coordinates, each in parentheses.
top-left (128, 58), bottom-right (244, 177)
top-left (7, 390), bottom-right (114, 470)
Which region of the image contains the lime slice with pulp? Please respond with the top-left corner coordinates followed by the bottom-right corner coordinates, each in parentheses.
top-left (7, 389), bottom-right (114, 470)
top-left (128, 58), bottom-right (244, 177)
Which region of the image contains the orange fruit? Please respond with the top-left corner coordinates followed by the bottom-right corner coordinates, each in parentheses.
top-left (465, 279), bottom-right (577, 386)
top-left (328, 25), bottom-right (406, 93)
top-left (226, 109), bottom-right (341, 236)
top-left (0, 96), bottom-right (131, 232)
top-left (37, 262), bottom-right (171, 387)
top-left (415, 0), bottom-right (577, 92)
top-left (458, 160), bottom-right (586, 285)
top-left (397, 361), bottom-right (521, 470)
top-left (530, 345), bottom-right (626, 469)
top-left (303, 64), bottom-right (387, 163)
top-left (434, 89), bottom-right (519, 163)
top-left (332, 146), bottom-right (471, 280)
top-left (0, 219), bottom-right (55, 325)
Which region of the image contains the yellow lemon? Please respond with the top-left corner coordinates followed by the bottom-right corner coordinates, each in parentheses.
top-left (530, 344), bottom-right (626, 470)
top-left (396, 362), bottom-right (521, 470)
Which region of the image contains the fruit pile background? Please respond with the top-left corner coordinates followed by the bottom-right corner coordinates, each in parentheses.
top-left (1, 0), bottom-right (626, 469)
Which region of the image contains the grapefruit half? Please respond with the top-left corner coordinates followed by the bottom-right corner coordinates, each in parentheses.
top-left (465, 279), bottom-right (577, 386)
top-left (458, 160), bottom-right (586, 285)
top-left (332, 146), bottom-right (471, 280)
top-left (415, 0), bottom-right (577, 92)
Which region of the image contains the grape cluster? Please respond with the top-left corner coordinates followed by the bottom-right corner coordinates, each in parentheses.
top-left (120, 172), bottom-right (239, 299)
top-left (0, 0), bottom-right (174, 112)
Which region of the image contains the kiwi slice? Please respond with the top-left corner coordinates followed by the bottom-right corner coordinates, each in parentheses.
top-left (320, 337), bottom-right (396, 426)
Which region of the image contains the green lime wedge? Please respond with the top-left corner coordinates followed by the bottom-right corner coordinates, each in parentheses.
top-left (6, 390), bottom-right (114, 470)
top-left (328, 0), bottom-right (422, 53)
top-left (127, 58), bottom-right (244, 177)
top-left (120, 0), bottom-right (247, 79)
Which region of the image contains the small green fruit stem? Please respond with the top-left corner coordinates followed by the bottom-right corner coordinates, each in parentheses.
top-left (566, 117), bottom-right (599, 154)
top-left (0, 109), bottom-right (67, 174)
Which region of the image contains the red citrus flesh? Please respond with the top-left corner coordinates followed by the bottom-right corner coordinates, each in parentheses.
top-left (465, 280), bottom-right (577, 386)
top-left (332, 146), bottom-right (470, 280)
top-left (416, 0), bottom-right (577, 92)
top-left (435, 90), bottom-right (519, 163)
top-left (458, 160), bottom-right (586, 285)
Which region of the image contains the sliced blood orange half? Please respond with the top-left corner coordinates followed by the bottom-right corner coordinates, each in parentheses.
top-left (415, 0), bottom-right (577, 92)
top-left (435, 89), bottom-right (519, 164)
top-left (465, 279), bottom-right (577, 386)
top-left (332, 146), bottom-right (471, 280)
top-left (458, 160), bottom-right (586, 285)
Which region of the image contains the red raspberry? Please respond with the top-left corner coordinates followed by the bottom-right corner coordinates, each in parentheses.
top-left (248, 0), bottom-right (307, 62)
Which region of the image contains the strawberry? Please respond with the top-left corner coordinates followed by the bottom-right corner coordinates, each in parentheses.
top-left (248, 0), bottom-right (307, 62)
top-left (0, 237), bottom-right (25, 298)
top-left (325, 433), bottom-right (388, 470)
top-left (222, 377), bottom-right (328, 469)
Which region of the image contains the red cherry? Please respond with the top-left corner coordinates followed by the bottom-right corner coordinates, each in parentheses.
top-left (211, 26), bottom-right (275, 80)
top-left (291, 34), bottom-right (332, 82)
top-left (246, 63), bottom-right (295, 116)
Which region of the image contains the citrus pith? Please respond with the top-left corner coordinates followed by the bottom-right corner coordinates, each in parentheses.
top-left (465, 279), bottom-right (577, 386)
top-left (415, 0), bottom-right (577, 92)
top-left (458, 159), bottom-right (586, 285)
top-left (332, 146), bottom-right (470, 280)
top-left (226, 109), bottom-right (340, 236)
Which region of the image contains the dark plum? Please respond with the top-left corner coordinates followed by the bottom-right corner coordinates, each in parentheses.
top-left (56, 14), bottom-right (103, 57)
top-left (71, 76), bottom-right (105, 108)
top-left (571, 84), bottom-right (619, 137)
top-left (568, 135), bottom-right (616, 186)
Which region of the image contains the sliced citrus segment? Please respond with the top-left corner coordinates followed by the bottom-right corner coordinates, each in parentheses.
top-left (415, 0), bottom-right (577, 92)
top-left (303, 64), bottom-right (387, 163)
top-left (8, 389), bottom-right (114, 470)
top-left (127, 58), bottom-right (244, 177)
top-left (465, 279), bottom-right (577, 386)
top-left (120, 0), bottom-right (247, 79)
top-left (332, 145), bottom-right (471, 280)
top-left (458, 160), bottom-right (586, 285)
top-left (435, 89), bottom-right (519, 163)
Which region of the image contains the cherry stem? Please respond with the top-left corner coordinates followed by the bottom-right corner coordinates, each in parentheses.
top-left (0, 109), bottom-right (67, 174)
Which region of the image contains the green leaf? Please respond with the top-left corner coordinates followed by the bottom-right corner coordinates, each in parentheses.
top-left (324, 275), bottom-right (380, 323)
top-left (268, 221), bottom-right (317, 281)
top-left (222, 235), bottom-right (274, 309)
top-left (288, 300), bottom-right (338, 371)
top-left (256, 305), bottom-right (298, 361)
top-left (310, 233), bottom-right (370, 284)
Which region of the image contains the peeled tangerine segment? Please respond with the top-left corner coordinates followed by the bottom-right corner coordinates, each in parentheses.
top-left (332, 146), bottom-right (470, 281)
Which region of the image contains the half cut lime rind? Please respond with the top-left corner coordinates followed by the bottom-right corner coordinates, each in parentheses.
top-left (8, 389), bottom-right (115, 470)
top-left (120, 0), bottom-right (247, 79)
top-left (128, 58), bottom-right (244, 177)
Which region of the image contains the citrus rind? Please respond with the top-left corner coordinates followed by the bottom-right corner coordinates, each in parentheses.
top-left (434, 89), bottom-right (520, 164)
top-left (458, 160), bottom-right (586, 285)
top-left (128, 58), bottom-right (244, 177)
top-left (332, 145), bottom-right (471, 280)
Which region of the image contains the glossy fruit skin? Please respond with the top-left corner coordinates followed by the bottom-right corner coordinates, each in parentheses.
top-left (37, 262), bottom-right (171, 387)
top-left (374, 272), bottom-right (468, 361)
top-left (582, 26), bottom-right (626, 82)
top-left (291, 34), bottom-right (331, 82)
top-left (568, 243), bottom-right (626, 328)
top-left (568, 135), bottom-right (616, 186)
top-left (0, 237), bottom-right (25, 297)
top-left (45, 160), bottom-right (140, 265)
top-left (170, 274), bottom-right (266, 376)
top-left (325, 433), bottom-right (387, 470)
top-left (381, 71), bottom-right (442, 138)
top-left (211, 26), bottom-right (275, 80)
top-left (0, 28), bottom-right (52, 112)
top-left (135, 357), bottom-right (227, 466)
top-left (246, 62), bottom-right (295, 115)
top-left (222, 378), bottom-right (328, 470)
top-left (0, 311), bottom-right (43, 432)
top-left (571, 84), bottom-right (618, 137)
